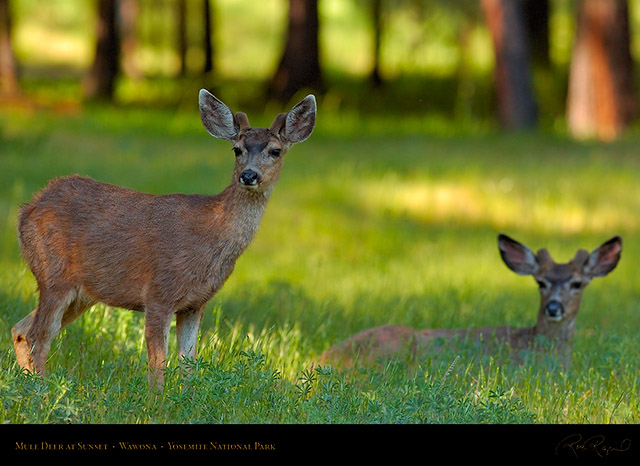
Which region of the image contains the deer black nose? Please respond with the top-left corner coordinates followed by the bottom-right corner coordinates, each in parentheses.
top-left (240, 170), bottom-right (260, 186)
top-left (545, 300), bottom-right (564, 319)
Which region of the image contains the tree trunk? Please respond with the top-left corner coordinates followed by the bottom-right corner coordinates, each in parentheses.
top-left (522, 0), bottom-right (549, 67)
top-left (268, 0), bottom-right (322, 103)
top-left (120, 0), bottom-right (141, 79)
top-left (370, 0), bottom-right (383, 87)
top-left (0, 0), bottom-right (18, 97)
top-left (83, 0), bottom-right (120, 100)
top-left (566, 0), bottom-right (636, 141)
top-left (481, 0), bottom-right (538, 130)
top-left (203, 0), bottom-right (213, 75)
top-left (177, 0), bottom-right (187, 75)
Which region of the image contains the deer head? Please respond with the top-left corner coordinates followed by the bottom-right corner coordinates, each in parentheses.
top-left (199, 89), bottom-right (316, 196)
top-left (498, 234), bottom-right (622, 339)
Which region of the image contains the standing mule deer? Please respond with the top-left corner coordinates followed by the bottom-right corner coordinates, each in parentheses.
top-left (320, 234), bottom-right (622, 368)
top-left (11, 89), bottom-right (316, 390)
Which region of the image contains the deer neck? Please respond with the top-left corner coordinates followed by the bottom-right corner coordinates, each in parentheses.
top-left (224, 181), bottom-right (269, 225)
top-left (532, 311), bottom-right (575, 351)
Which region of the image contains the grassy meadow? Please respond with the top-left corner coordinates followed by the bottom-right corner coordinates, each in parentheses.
top-left (1, 101), bottom-right (639, 424)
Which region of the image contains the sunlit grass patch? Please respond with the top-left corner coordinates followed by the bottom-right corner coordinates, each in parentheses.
top-left (354, 175), bottom-right (640, 235)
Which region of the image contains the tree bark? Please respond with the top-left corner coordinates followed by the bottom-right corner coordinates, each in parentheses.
top-left (567, 0), bottom-right (636, 141)
top-left (268, 0), bottom-right (322, 103)
top-left (481, 0), bottom-right (538, 130)
top-left (203, 0), bottom-right (213, 75)
top-left (83, 0), bottom-right (120, 100)
top-left (522, 0), bottom-right (549, 67)
top-left (120, 0), bottom-right (141, 79)
top-left (0, 0), bottom-right (18, 96)
top-left (177, 0), bottom-right (187, 75)
top-left (370, 0), bottom-right (383, 87)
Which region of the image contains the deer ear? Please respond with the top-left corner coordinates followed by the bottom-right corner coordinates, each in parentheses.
top-left (281, 95), bottom-right (316, 143)
top-left (583, 236), bottom-right (622, 278)
top-left (498, 234), bottom-right (539, 275)
top-left (199, 89), bottom-right (238, 140)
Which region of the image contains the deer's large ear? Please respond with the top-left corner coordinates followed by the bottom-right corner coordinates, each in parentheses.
top-left (199, 89), bottom-right (238, 140)
top-left (280, 95), bottom-right (316, 143)
top-left (583, 236), bottom-right (622, 278)
top-left (498, 234), bottom-right (539, 275)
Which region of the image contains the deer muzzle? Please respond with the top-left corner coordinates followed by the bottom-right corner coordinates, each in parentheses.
top-left (544, 299), bottom-right (565, 321)
top-left (239, 169), bottom-right (261, 188)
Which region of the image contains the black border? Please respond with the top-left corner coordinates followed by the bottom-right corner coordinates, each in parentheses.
top-left (1, 423), bottom-right (638, 461)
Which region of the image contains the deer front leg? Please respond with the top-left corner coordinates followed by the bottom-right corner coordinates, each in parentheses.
top-left (12, 311), bottom-right (36, 373)
top-left (13, 288), bottom-right (75, 376)
top-left (144, 307), bottom-right (173, 391)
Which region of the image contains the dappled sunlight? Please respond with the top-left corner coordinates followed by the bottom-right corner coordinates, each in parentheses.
top-left (15, 23), bottom-right (91, 68)
top-left (11, 1), bottom-right (92, 68)
top-left (355, 177), bottom-right (640, 235)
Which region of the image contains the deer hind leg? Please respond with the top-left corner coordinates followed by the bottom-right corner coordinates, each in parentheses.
top-left (176, 306), bottom-right (205, 375)
top-left (12, 287), bottom-right (77, 376)
top-left (176, 306), bottom-right (204, 362)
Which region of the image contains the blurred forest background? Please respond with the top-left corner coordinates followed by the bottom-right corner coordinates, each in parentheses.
top-left (1, 0), bottom-right (639, 141)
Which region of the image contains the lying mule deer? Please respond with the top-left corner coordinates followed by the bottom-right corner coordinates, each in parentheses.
top-left (320, 234), bottom-right (622, 367)
top-left (12, 89), bottom-right (316, 389)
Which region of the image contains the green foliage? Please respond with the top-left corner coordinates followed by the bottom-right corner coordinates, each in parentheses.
top-left (0, 348), bottom-right (537, 424)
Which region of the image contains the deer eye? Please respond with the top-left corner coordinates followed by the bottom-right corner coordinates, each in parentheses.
top-left (269, 148), bottom-right (282, 157)
top-left (570, 281), bottom-right (583, 290)
top-left (233, 147), bottom-right (243, 157)
top-left (536, 280), bottom-right (548, 289)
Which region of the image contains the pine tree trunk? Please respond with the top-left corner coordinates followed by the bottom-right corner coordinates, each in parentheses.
top-left (267, 0), bottom-right (322, 103)
top-left (177, 0), bottom-right (187, 75)
top-left (120, 0), bottom-right (141, 79)
top-left (203, 0), bottom-right (213, 75)
top-left (567, 0), bottom-right (636, 141)
top-left (522, 0), bottom-right (549, 67)
top-left (482, 0), bottom-right (538, 130)
top-left (83, 0), bottom-right (120, 100)
top-left (370, 0), bottom-right (383, 87)
top-left (0, 0), bottom-right (18, 96)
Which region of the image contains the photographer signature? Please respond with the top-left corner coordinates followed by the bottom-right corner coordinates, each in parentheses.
top-left (556, 434), bottom-right (631, 458)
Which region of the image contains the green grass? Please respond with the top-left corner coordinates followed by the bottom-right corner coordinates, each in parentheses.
top-left (1, 102), bottom-right (640, 424)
